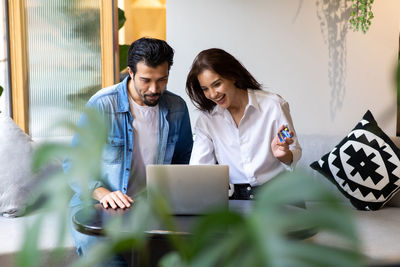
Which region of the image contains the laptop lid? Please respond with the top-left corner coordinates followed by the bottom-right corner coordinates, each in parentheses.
top-left (146, 165), bottom-right (229, 215)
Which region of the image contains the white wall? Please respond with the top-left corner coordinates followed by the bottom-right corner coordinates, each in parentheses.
top-left (166, 0), bottom-right (400, 136)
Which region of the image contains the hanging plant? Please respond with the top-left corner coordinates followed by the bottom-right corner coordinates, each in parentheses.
top-left (349, 0), bottom-right (374, 34)
top-left (0, 85), bottom-right (3, 113)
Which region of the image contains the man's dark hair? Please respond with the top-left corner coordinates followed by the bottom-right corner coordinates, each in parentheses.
top-left (186, 48), bottom-right (261, 112)
top-left (127, 37), bottom-right (174, 74)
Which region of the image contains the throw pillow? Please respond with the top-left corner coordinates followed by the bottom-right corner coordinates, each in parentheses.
top-left (0, 115), bottom-right (34, 217)
top-left (310, 110), bottom-right (400, 210)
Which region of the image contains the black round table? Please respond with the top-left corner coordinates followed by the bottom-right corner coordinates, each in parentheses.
top-left (72, 200), bottom-right (316, 267)
top-left (73, 200), bottom-right (254, 236)
top-left (73, 200), bottom-right (316, 239)
top-left (73, 200), bottom-right (259, 266)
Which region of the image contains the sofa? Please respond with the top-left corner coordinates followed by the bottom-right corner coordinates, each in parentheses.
top-left (297, 134), bottom-right (400, 265)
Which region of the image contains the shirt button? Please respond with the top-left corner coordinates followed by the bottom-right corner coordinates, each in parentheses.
top-left (128, 129), bottom-right (132, 132)
top-left (126, 168), bottom-right (130, 171)
top-left (123, 187), bottom-right (126, 191)
top-left (247, 186), bottom-right (251, 191)
top-left (250, 194), bottom-right (254, 199)
top-left (129, 149), bottom-right (132, 152)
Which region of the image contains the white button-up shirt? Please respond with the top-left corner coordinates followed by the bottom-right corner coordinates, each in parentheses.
top-left (190, 89), bottom-right (302, 186)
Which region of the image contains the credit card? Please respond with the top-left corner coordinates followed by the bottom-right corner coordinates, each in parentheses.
top-left (278, 127), bottom-right (292, 143)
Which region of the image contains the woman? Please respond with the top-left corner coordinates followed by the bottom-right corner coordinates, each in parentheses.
top-left (186, 48), bottom-right (302, 200)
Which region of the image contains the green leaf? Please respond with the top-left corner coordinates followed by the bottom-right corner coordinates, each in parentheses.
top-left (188, 210), bottom-right (246, 257)
top-left (397, 59), bottom-right (400, 107)
top-left (119, 44), bottom-right (130, 71)
top-left (31, 143), bottom-right (70, 172)
top-left (16, 215), bottom-right (44, 267)
top-left (190, 232), bottom-right (246, 267)
top-left (118, 8), bottom-right (126, 30)
top-left (284, 242), bottom-right (364, 267)
top-left (67, 84), bottom-right (101, 104)
top-left (350, 0), bottom-right (374, 34)
top-left (159, 252), bottom-right (185, 267)
top-left (72, 242), bottom-right (114, 267)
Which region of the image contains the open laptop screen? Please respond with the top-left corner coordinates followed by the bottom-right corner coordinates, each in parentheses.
top-left (146, 165), bottom-right (229, 215)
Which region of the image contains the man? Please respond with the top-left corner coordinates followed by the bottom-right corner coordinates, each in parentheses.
top-left (68, 37), bottom-right (193, 260)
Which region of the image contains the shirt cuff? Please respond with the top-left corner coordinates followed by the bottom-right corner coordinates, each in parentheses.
top-left (281, 148), bottom-right (301, 171)
top-left (89, 180), bottom-right (104, 192)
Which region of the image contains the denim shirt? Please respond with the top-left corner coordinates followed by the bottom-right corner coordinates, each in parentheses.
top-left (68, 76), bottom-right (193, 208)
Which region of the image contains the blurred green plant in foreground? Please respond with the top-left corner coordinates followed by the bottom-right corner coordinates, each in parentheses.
top-left (165, 173), bottom-right (365, 267)
top-left (159, 172), bottom-right (365, 267)
top-left (17, 108), bottom-right (108, 267)
top-left (18, 107), bottom-right (365, 267)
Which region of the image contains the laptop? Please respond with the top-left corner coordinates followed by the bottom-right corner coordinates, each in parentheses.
top-left (146, 165), bottom-right (229, 215)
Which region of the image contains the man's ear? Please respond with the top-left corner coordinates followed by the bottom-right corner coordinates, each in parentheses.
top-left (127, 66), bottom-right (134, 78)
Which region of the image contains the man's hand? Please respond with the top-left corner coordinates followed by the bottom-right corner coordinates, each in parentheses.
top-left (93, 187), bottom-right (134, 209)
top-left (271, 125), bottom-right (294, 165)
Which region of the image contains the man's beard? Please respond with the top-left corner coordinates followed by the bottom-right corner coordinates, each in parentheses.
top-left (143, 93), bottom-right (161, 106)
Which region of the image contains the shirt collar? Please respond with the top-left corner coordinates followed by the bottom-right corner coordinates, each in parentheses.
top-left (210, 89), bottom-right (261, 115)
top-left (211, 103), bottom-right (223, 115)
top-left (116, 76), bottom-right (131, 113)
top-left (247, 89), bottom-right (261, 112)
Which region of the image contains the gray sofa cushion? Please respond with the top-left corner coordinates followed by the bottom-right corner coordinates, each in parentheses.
top-left (0, 115), bottom-right (34, 217)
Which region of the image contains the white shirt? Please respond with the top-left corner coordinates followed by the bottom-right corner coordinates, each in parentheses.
top-left (127, 96), bottom-right (159, 197)
top-left (190, 89), bottom-right (302, 186)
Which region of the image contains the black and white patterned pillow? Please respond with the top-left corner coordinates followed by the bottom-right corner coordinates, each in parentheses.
top-left (310, 110), bottom-right (400, 210)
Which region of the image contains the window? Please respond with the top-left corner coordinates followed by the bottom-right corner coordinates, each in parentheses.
top-left (8, 0), bottom-right (118, 140)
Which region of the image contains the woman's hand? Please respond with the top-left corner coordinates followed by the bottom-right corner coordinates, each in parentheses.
top-left (271, 125), bottom-right (294, 165)
top-left (93, 187), bottom-right (134, 209)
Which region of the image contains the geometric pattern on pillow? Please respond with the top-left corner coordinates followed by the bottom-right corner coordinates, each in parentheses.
top-left (310, 110), bottom-right (400, 210)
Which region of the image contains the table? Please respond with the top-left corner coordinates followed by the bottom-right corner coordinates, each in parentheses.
top-left (73, 200), bottom-right (257, 266)
top-left (73, 200), bottom-right (315, 266)
top-left (73, 200), bottom-right (253, 236)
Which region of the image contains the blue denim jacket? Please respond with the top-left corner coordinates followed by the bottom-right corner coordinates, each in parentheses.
top-left (68, 76), bottom-right (193, 208)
